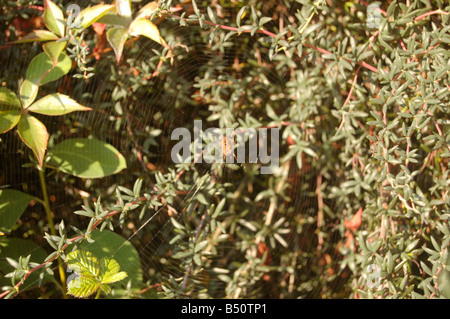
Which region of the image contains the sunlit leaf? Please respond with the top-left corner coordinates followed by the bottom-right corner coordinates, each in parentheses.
top-left (49, 138), bottom-right (127, 178)
top-left (11, 30), bottom-right (59, 44)
top-left (26, 52), bottom-right (72, 86)
top-left (17, 115), bottom-right (49, 167)
top-left (43, 41), bottom-right (67, 66)
top-left (19, 79), bottom-right (39, 108)
top-left (74, 4), bottom-right (116, 29)
top-left (129, 18), bottom-right (166, 46)
top-left (67, 276), bottom-right (99, 298)
top-left (44, 0), bottom-right (65, 37)
top-left (0, 88), bottom-right (21, 133)
top-left (27, 93), bottom-right (92, 115)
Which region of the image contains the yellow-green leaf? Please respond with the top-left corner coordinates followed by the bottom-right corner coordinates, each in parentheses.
top-left (106, 27), bottom-right (129, 63)
top-left (134, 1), bottom-right (158, 21)
top-left (65, 250), bottom-right (99, 277)
top-left (44, 0), bottom-right (65, 37)
top-left (49, 138), bottom-right (127, 178)
top-left (27, 93), bottom-right (92, 115)
top-left (67, 276), bottom-right (99, 298)
top-left (11, 30), bottom-right (59, 44)
top-left (74, 4), bottom-right (116, 29)
top-left (0, 88), bottom-right (21, 133)
top-left (19, 79), bottom-right (39, 108)
top-left (43, 41), bottom-right (67, 66)
top-left (17, 115), bottom-right (49, 167)
top-left (26, 52), bottom-right (72, 86)
top-left (129, 18), bottom-right (166, 47)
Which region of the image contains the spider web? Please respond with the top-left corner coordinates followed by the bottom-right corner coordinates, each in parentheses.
top-left (0, 1), bottom-right (344, 299)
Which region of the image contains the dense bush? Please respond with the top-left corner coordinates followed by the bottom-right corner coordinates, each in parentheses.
top-left (0, 0), bottom-right (449, 299)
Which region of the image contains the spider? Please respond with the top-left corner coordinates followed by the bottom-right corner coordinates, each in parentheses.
top-left (220, 135), bottom-right (237, 162)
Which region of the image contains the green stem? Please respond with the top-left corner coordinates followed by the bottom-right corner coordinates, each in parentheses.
top-left (38, 168), bottom-right (67, 299)
top-left (95, 288), bottom-right (102, 299)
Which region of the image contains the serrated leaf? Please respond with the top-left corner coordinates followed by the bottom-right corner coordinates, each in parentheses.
top-left (27, 93), bottom-right (92, 115)
top-left (17, 115), bottom-right (49, 167)
top-left (129, 18), bottom-right (166, 47)
top-left (11, 30), bottom-right (59, 44)
top-left (65, 250), bottom-right (99, 277)
top-left (106, 27), bottom-right (129, 63)
top-left (67, 276), bottom-right (99, 298)
top-left (44, 0), bottom-right (65, 37)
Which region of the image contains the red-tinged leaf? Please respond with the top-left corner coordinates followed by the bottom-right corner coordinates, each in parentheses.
top-left (43, 40), bottom-right (67, 66)
top-left (0, 88), bottom-right (22, 133)
top-left (10, 30), bottom-right (59, 44)
top-left (44, 0), bottom-right (65, 37)
top-left (128, 18), bottom-right (167, 47)
top-left (26, 52), bottom-right (72, 86)
top-left (134, 1), bottom-right (158, 21)
top-left (19, 79), bottom-right (39, 108)
top-left (17, 115), bottom-right (49, 167)
top-left (106, 27), bottom-right (129, 63)
top-left (344, 207), bottom-right (363, 232)
top-left (27, 93), bottom-right (92, 115)
top-left (73, 5), bottom-right (116, 29)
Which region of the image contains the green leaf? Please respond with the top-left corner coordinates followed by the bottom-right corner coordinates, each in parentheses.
top-left (11, 30), bottom-right (59, 43)
top-left (27, 93), bottom-right (92, 116)
top-left (17, 115), bottom-right (49, 167)
top-left (44, 0), bottom-right (65, 37)
top-left (0, 190), bottom-right (34, 233)
top-left (74, 4), bottom-right (116, 29)
top-left (0, 88), bottom-right (21, 133)
top-left (49, 138), bottom-right (127, 178)
top-left (43, 41), bottom-right (67, 66)
top-left (99, 258), bottom-right (128, 284)
top-left (67, 276), bottom-right (99, 298)
top-left (106, 27), bottom-right (129, 63)
top-left (96, 13), bottom-right (130, 27)
top-left (26, 52), bottom-right (71, 86)
top-left (0, 238), bottom-right (50, 289)
top-left (128, 18), bottom-right (166, 47)
top-left (65, 250), bottom-right (99, 277)
top-left (78, 230), bottom-right (142, 292)
top-left (19, 79), bottom-right (39, 108)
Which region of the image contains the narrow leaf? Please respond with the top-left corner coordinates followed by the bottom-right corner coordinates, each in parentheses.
top-left (11, 30), bottom-right (59, 44)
